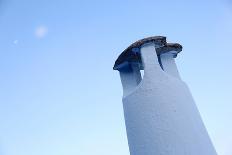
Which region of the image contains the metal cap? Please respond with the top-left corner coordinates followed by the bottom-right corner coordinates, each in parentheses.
top-left (113, 36), bottom-right (182, 70)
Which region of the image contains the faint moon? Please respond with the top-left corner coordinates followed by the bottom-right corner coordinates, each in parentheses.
top-left (35, 26), bottom-right (48, 39)
top-left (13, 40), bottom-right (18, 44)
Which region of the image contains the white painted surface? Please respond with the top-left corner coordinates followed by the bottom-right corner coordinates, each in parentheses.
top-left (160, 53), bottom-right (180, 79)
top-left (120, 64), bottom-right (141, 97)
top-left (119, 44), bottom-right (217, 155)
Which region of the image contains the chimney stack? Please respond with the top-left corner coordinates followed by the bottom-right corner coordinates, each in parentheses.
top-left (113, 36), bottom-right (217, 155)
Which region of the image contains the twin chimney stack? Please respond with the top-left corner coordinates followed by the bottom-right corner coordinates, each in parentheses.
top-left (113, 36), bottom-right (217, 155)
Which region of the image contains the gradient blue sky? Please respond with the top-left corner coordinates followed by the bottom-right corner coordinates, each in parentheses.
top-left (0, 0), bottom-right (232, 155)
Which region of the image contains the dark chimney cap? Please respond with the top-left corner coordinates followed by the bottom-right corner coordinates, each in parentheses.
top-left (113, 36), bottom-right (182, 70)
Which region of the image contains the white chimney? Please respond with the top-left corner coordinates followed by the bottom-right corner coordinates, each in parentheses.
top-left (113, 36), bottom-right (217, 155)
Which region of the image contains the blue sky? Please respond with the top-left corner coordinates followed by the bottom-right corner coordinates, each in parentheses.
top-left (0, 0), bottom-right (231, 155)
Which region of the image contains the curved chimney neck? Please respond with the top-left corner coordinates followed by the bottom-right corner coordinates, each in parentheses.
top-left (119, 63), bottom-right (142, 97)
top-left (160, 52), bottom-right (181, 79)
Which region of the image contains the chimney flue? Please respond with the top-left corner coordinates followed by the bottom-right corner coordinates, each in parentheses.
top-left (113, 36), bottom-right (217, 155)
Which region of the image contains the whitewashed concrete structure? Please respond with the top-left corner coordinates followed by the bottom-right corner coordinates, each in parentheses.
top-left (113, 36), bottom-right (217, 155)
